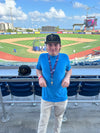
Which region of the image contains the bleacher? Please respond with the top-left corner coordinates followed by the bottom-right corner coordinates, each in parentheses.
top-left (0, 74), bottom-right (100, 122)
top-left (71, 60), bottom-right (100, 66)
top-left (71, 54), bottom-right (100, 66)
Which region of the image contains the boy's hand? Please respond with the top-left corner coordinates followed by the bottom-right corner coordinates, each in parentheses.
top-left (61, 77), bottom-right (70, 88)
top-left (39, 77), bottom-right (47, 87)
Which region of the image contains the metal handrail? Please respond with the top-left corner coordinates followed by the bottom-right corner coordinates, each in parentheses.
top-left (0, 77), bottom-right (100, 82)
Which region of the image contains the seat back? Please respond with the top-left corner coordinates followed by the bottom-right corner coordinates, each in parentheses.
top-left (79, 82), bottom-right (100, 96)
top-left (8, 82), bottom-right (33, 97)
top-left (33, 82), bottom-right (42, 96)
top-left (67, 82), bottom-right (79, 96)
top-left (0, 82), bottom-right (10, 97)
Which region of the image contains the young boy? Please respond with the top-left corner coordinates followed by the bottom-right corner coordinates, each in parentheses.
top-left (36, 34), bottom-right (72, 133)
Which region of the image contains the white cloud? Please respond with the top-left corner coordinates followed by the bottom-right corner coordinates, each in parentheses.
top-left (67, 16), bottom-right (72, 19)
top-left (91, 13), bottom-right (100, 17)
top-left (29, 11), bottom-right (41, 22)
top-left (0, 0), bottom-right (27, 22)
top-left (81, 15), bottom-right (86, 19)
top-left (6, 0), bottom-right (16, 8)
top-left (29, 7), bottom-right (66, 22)
top-left (47, 7), bottom-right (66, 18)
top-left (73, 16), bottom-right (80, 20)
top-left (29, 11), bottom-right (41, 18)
top-left (41, 18), bottom-right (47, 22)
top-left (73, 2), bottom-right (88, 9)
top-left (73, 15), bottom-right (86, 21)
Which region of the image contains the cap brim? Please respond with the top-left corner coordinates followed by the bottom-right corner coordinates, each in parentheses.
top-left (45, 41), bottom-right (61, 44)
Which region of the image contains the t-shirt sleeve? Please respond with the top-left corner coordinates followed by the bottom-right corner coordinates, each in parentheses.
top-left (36, 54), bottom-right (42, 70)
top-left (66, 55), bottom-right (71, 71)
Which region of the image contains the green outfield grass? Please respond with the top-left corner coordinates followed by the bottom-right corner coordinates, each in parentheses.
top-left (59, 34), bottom-right (100, 40)
top-left (14, 39), bottom-right (77, 47)
top-left (0, 33), bottom-right (100, 40)
top-left (0, 34), bottom-right (47, 40)
top-left (61, 40), bottom-right (100, 55)
top-left (0, 59), bottom-right (6, 62)
top-left (14, 40), bottom-right (44, 47)
top-left (0, 40), bottom-right (99, 59)
top-left (0, 42), bottom-right (40, 58)
top-left (0, 33), bottom-right (100, 61)
top-left (0, 39), bottom-right (77, 58)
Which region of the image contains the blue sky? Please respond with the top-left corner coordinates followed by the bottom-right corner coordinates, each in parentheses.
top-left (0, 0), bottom-right (100, 29)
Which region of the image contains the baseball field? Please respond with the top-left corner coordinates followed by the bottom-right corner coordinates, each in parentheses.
top-left (0, 33), bottom-right (100, 62)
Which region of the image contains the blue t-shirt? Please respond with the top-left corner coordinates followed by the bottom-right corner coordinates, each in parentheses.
top-left (36, 53), bottom-right (71, 102)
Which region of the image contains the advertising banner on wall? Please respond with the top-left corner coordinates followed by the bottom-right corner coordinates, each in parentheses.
top-left (28, 32), bottom-right (34, 34)
top-left (6, 32), bottom-right (11, 34)
top-left (11, 32), bottom-right (17, 34)
top-left (0, 33), bottom-right (4, 35)
top-left (17, 32), bottom-right (22, 34)
top-left (78, 32), bottom-right (85, 34)
top-left (57, 31), bottom-right (62, 34)
top-left (40, 32), bottom-right (57, 34)
top-left (92, 32), bottom-right (100, 34)
top-left (22, 32), bottom-right (28, 34)
top-left (85, 32), bottom-right (92, 34)
top-left (35, 32), bottom-right (40, 34)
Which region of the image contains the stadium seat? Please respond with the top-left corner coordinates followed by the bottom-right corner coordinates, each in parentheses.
top-left (78, 62), bottom-right (84, 66)
top-left (84, 61), bottom-right (91, 65)
top-left (31, 76), bottom-right (42, 106)
top-left (33, 82), bottom-right (42, 96)
top-left (81, 76), bottom-right (97, 78)
top-left (67, 82), bottom-right (80, 106)
top-left (79, 82), bottom-right (100, 96)
top-left (0, 83), bottom-right (10, 122)
top-left (67, 82), bottom-right (79, 96)
top-left (91, 61), bottom-right (100, 65)
top-left (0, 82), bottom-right (10, 97)
top-left (8, 82), bottom-right (34, 97)
top-left (71, 76), bottom-right (80, 78)
top-left (33, 76), bottom-right (42, 97)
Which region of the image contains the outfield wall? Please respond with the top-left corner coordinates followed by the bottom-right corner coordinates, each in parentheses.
top-left (1, 31), bottom-right (100, 35)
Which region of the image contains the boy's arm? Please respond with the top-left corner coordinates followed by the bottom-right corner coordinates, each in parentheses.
top-left (36, 69), bottom-right (47, 87)
top-left (61, 69), bottom-right (72, 88)
top-left (65, 69), bottom-right (72, 79)
top-left (36, 69), bottom-right (43, 78)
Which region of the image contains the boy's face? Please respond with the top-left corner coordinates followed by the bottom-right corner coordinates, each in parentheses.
top-left (46, 43), bottom-right (61, 56)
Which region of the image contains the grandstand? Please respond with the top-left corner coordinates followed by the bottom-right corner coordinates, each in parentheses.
top-left (71, 54), bottom-right (100, 66)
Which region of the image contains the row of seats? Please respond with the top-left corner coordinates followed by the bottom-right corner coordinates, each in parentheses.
top-left (0, 79), bottom-right (100, 123)
top-left (0, 82), bottom-right (34, 97)
top-left (0, 81), bottom-right (100, 98)
top-left (72, 61), bottom-right (100, 66)
top-left (67, 81), bottom-right (100, 97)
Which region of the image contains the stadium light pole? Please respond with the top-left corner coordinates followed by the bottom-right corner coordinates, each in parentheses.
top-left (86, 7), bottom-right (90, 17)
top-left (9, 7), bottom-right (14, 31)
top-left (32, 21), bottom-right (34, 29)
top-left (35, 25), bottom-right (37, 31)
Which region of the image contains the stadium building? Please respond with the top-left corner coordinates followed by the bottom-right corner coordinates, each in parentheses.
top-left (0, 22), bottom-right (14, 31)
top-left (41, 26), bottom-right (56, 32)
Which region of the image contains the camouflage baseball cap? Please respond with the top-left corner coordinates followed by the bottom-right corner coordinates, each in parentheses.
top-left (45, 34), bottom-right (61, 44)
top-left (18, 65), bottom-right (31, 76)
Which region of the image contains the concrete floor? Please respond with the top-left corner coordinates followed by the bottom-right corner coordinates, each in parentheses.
top-left (0, 96), bottom-right (100, 133)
